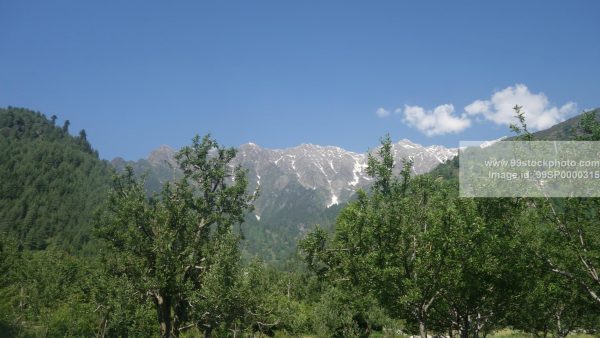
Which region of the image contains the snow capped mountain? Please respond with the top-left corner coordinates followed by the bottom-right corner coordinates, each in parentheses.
top-left (391, 139), bottom-right (457, 174)
top-left (235, 140), bottom-right (456, 210)
top-left (120, 140), bottom-right (457, 210)
top-left (236, 143), bottom-right (368, 209)
top-left (113, 139), bottom-right (456, 263)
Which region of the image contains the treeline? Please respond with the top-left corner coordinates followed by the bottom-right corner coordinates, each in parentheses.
top-left (1, 107), bottom-right (600, 337)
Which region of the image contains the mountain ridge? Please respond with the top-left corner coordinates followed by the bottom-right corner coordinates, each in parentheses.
top-left (114, 139), bottom-right (457, 208)
top-left (113, 139), bottom-right (458, 264)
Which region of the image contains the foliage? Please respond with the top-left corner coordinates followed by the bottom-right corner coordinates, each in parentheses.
top-left (95, 134), bottom-right (256, 336)
top-left (301, 136), bottom-right (463, 337)
top-left (0, 107), bottom-right (111, 252)
top-left (0, 234), bottom-right (108, 337)
top-left (2, 106), bottom-right (600, 337)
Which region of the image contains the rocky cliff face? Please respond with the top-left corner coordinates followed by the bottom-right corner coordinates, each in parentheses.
top-left (233, 140), bottom-right (456, 217)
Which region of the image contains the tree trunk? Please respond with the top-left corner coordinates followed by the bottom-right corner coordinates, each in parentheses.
top-left (173, 299), bottom-right (187, 335)
top-left (555, 311), bottom-right (569, 338)
top-left (154, 292), bottom-right (173, 338)
top-left (203, 325), bottom-right (212, 338)
top-left (419, 320), bottom-right (427, 338)
top-left (460, 315), bottom-right (470, 338)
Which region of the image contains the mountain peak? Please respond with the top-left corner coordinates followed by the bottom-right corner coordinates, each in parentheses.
top-left (395, 139), bottom-right (423, 150)
top-left (148, 145), bottom-right (176, 166)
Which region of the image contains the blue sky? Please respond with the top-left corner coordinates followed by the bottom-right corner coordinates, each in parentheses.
top-left (1, 1), bottom-right (599, 160)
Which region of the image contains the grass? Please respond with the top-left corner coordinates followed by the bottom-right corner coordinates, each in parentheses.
top-left (489, 328), bottom-right (598, 338)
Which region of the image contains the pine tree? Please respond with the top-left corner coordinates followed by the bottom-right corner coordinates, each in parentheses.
top-left (62, 120), bottom-right (70, 134)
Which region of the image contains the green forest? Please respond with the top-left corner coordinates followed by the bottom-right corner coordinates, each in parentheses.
top-left (1, 106), bottom-right (600, 338)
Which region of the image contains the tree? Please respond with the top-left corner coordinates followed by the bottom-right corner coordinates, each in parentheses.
top-left (77, 129), bottom-right (93, 153)
top-left (62, 120), bottom-right (70, 134)
top-left (95, 134), bottom-right (256, 337)
top-left (511, 108), bottom-right (600, 307)
top-left (437, 197), bottom-right (528, 338)
top-left (0, 235), bottom-right (107, 337)
top-left (507, 107), bottom-right (600, 334)
top-left (508, 260), bottom-right (596, 338)
top-left (301, 136), bottom-right (452, 338)
top-left (0, 234), bottom-right (21, 336)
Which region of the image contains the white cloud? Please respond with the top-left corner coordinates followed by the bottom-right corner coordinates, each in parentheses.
top-left (384, 84), bottom-right (577, 136)
top-left (464, 84), bottom-right (577, 130)
top-left (402, 104), bottom-right (471, 136)
top-left (464, 100), bottom-right (491, 116)
top-left (375, 107), bottom-right (391, 118)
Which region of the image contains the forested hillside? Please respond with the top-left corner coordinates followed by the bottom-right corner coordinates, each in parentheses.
top-left (0, 107), bottom-right (112, 252)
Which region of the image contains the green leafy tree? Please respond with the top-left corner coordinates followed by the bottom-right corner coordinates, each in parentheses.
top-left (506, 107), bottom-right (600, 334)
top-left (95, 134), bottom-right (256, 337)
top-left (301, 136), bottom-right (452, 338)
top-left (0, 238), bottom-right (107, 337)
top-left (435, 197), bottom-right (528, 338)
top-left (534, 196), bottom-right (600, 306)
top-left (511, 108), bottom-right (600, 307)
top-left (508, 261), bottom-right (597, 338)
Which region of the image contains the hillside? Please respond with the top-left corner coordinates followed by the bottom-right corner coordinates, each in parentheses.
top-left (526, 108), bottom-right (600, 140)
top-left (0, 107), bottom-right (112, 252)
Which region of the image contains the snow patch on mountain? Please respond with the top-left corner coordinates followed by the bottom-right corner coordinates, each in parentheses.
top-left (328, 193), bottom-right (339, 208)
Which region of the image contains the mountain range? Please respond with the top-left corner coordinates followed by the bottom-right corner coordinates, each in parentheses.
top-left (113, 139), bottom-right (457, 264)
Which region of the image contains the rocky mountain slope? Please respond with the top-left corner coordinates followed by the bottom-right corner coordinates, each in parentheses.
top-left (236, 140), bottom-right (455, 213)
top-left (113, 139), bottom-right (457, 264)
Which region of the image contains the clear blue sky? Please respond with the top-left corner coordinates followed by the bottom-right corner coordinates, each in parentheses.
top-left (1, 1), bottom-right (599, 160)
